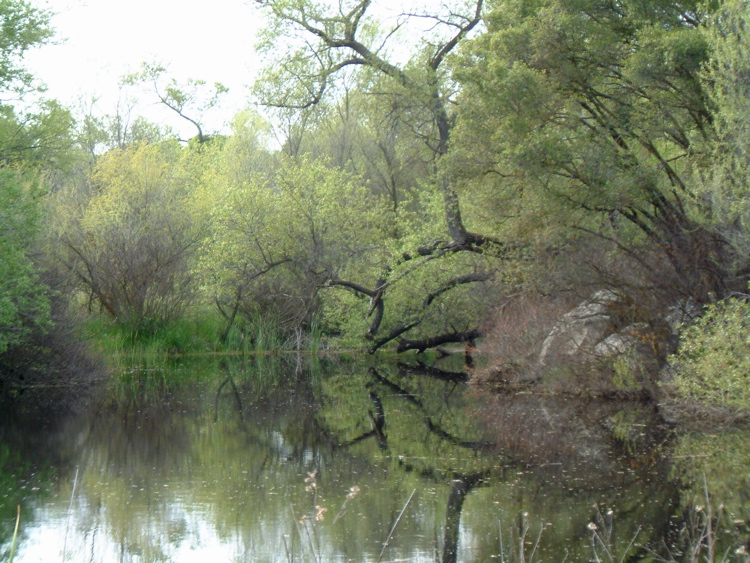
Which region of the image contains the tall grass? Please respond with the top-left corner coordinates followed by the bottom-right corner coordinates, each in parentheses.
top-left (82, 311), bottom-right (335, 362)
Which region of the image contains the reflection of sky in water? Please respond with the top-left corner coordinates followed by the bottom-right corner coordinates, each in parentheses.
top-left (20, 506), bottom-right (241, 562)
top-left (17, 497), bottom-right (438, 562)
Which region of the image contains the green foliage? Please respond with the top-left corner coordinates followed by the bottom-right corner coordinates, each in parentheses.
top-left (203, 151), bottom-right (393, 338)
top-left (0, 101), bottom-right (75, 169)
top-left (0, 0), bottom-right (82, 377)
top-left (0, 0), bottom-right (52, 93)
top-left (697, 0), bottom-right (750, 255)
top-left (450, 0), bottom-right (734, 300)
top-left (33, 0), bottom-right (750, 360)
top-left (0, 169), bottom-right (49, 354)
top-left (249, 0), bottom-right (502, 349)
top-left (55, 142), bottom-right (208, 333)
top-left (669, 298), bottom-right (750, 409)
top-left (83, 312), bottom-right (243, 358)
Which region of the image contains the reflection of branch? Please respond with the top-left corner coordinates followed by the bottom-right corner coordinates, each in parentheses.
top-left (443, 473), bottom-right (487, 563)
top-left (368, 368), bottom-right (492, 451)
top-left (368, 273), bottom-right (492, 353)
top-left (397, 361), bottom-right (469, 382)
top-left (214, 372), bottom-right (244, 423)
top-left (337, 429), bottom-right (378, 448)
top-left (337, 390), bottom-right (388, 450)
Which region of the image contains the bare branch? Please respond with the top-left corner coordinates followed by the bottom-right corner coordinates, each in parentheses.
top-left (428, 0), bottom-right (484, 70)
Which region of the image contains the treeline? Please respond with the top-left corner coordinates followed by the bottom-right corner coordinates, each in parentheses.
top-left (2, 0), bottom-right (750, 403)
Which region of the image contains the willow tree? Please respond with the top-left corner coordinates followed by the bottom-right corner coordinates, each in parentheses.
top-left (253, 0), bottom-right (501, 351)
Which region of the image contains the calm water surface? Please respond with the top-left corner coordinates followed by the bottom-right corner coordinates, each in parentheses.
top-left (1, 356), bottom-right (749, 562)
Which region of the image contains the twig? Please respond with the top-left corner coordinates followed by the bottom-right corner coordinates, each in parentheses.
top-left (282, 533), bottom-right (293, 563)
top-left (528, 524), bottom-right (544, 562)
top-left (619, 526), bottom-right (641, 563)
top-left (519, 511), bottom-right (528, 563)
top-left (301, 520), bottom-right (320, 563)
top-left (378, 489), bottom-right (416, 562)
top-left (703, 474), bottom-right (715, 561)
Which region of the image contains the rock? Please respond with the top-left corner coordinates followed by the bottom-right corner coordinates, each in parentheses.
top-left (665, 298), bottom-right (700, 334)
top-left (538, 290), bottom-right (620, 366)
top-left (593, 323), bottom-right (650, 359)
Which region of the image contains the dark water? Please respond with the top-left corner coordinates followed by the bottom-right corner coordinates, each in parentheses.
top-left (1, 355), bottom-right (749, 562)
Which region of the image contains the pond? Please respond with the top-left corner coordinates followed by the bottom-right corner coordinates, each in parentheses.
top-left (0, 355), bottom-right (749, 562)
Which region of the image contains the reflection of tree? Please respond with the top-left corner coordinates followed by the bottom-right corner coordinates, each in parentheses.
top-left (442, 473), bottom-right (487, 563)
top-left (325, 366), bottom-right (498, 561)
top-left (323, 364), bottom-right (695, 560)
top-left (338, 390), bottom-right (387, 450)
top-left (0, 444), bottom-right (51, 559)
top-left (0, 388), bottom-right (89, 559)
top-left (655, 430), bottom-right (750, 558)
top-left (214, 361), bottom-right (244, 423)
top-left (368, 367), bottom-right (494, 452)
top-left (397, 361), bottom-right (469, 383)
top-left (672, 431), bottom-right (750, 518)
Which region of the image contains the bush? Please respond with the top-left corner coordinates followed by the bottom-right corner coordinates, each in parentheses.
top-left (669, 298), bottom-right (750, 409)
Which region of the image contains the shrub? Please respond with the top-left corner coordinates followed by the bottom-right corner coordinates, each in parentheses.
top-left (669, 298), bottom-right (750, 410)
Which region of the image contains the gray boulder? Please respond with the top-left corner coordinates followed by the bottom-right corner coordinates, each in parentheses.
top-left (538, 290), bottom-right (620, 366)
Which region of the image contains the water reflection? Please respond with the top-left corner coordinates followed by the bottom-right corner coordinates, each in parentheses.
top-left (0, 355), bottom-right (747, 561)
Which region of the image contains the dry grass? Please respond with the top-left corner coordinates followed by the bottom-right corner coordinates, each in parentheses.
top-left (473, 293), bottom-right (573, 385)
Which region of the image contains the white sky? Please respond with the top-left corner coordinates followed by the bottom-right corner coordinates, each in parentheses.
top-left (21, 0), bottom-right (440, 138)
top-left (25, 0), bottom-right (265, 137)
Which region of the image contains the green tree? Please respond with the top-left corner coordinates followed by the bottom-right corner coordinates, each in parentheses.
top-left (0, 0), bottom-right (76, 365)
top-left (450, 0), bottom-right (743, 305)
top-left (0, 0), bottom-right (52, 93)
top-left (290, 85), bottom-right (433, 215)
top-left (75, 94), bottom-right (172, 157)
top-left (0, 101), bottom-right (74, 168)
top-left (203, 151), bottom-right (391, 341)
top-left (252, 0), bottom-right (503, 351)
top-left (697, 0), bottom-right (750, 257)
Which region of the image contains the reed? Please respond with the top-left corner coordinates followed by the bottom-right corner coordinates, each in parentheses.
top-left (8, 505), bottom-right (19, 563)
top-left (498, 513), bottom-right (547, 563)
top-left (378, 488), bottom-right (416, 563)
